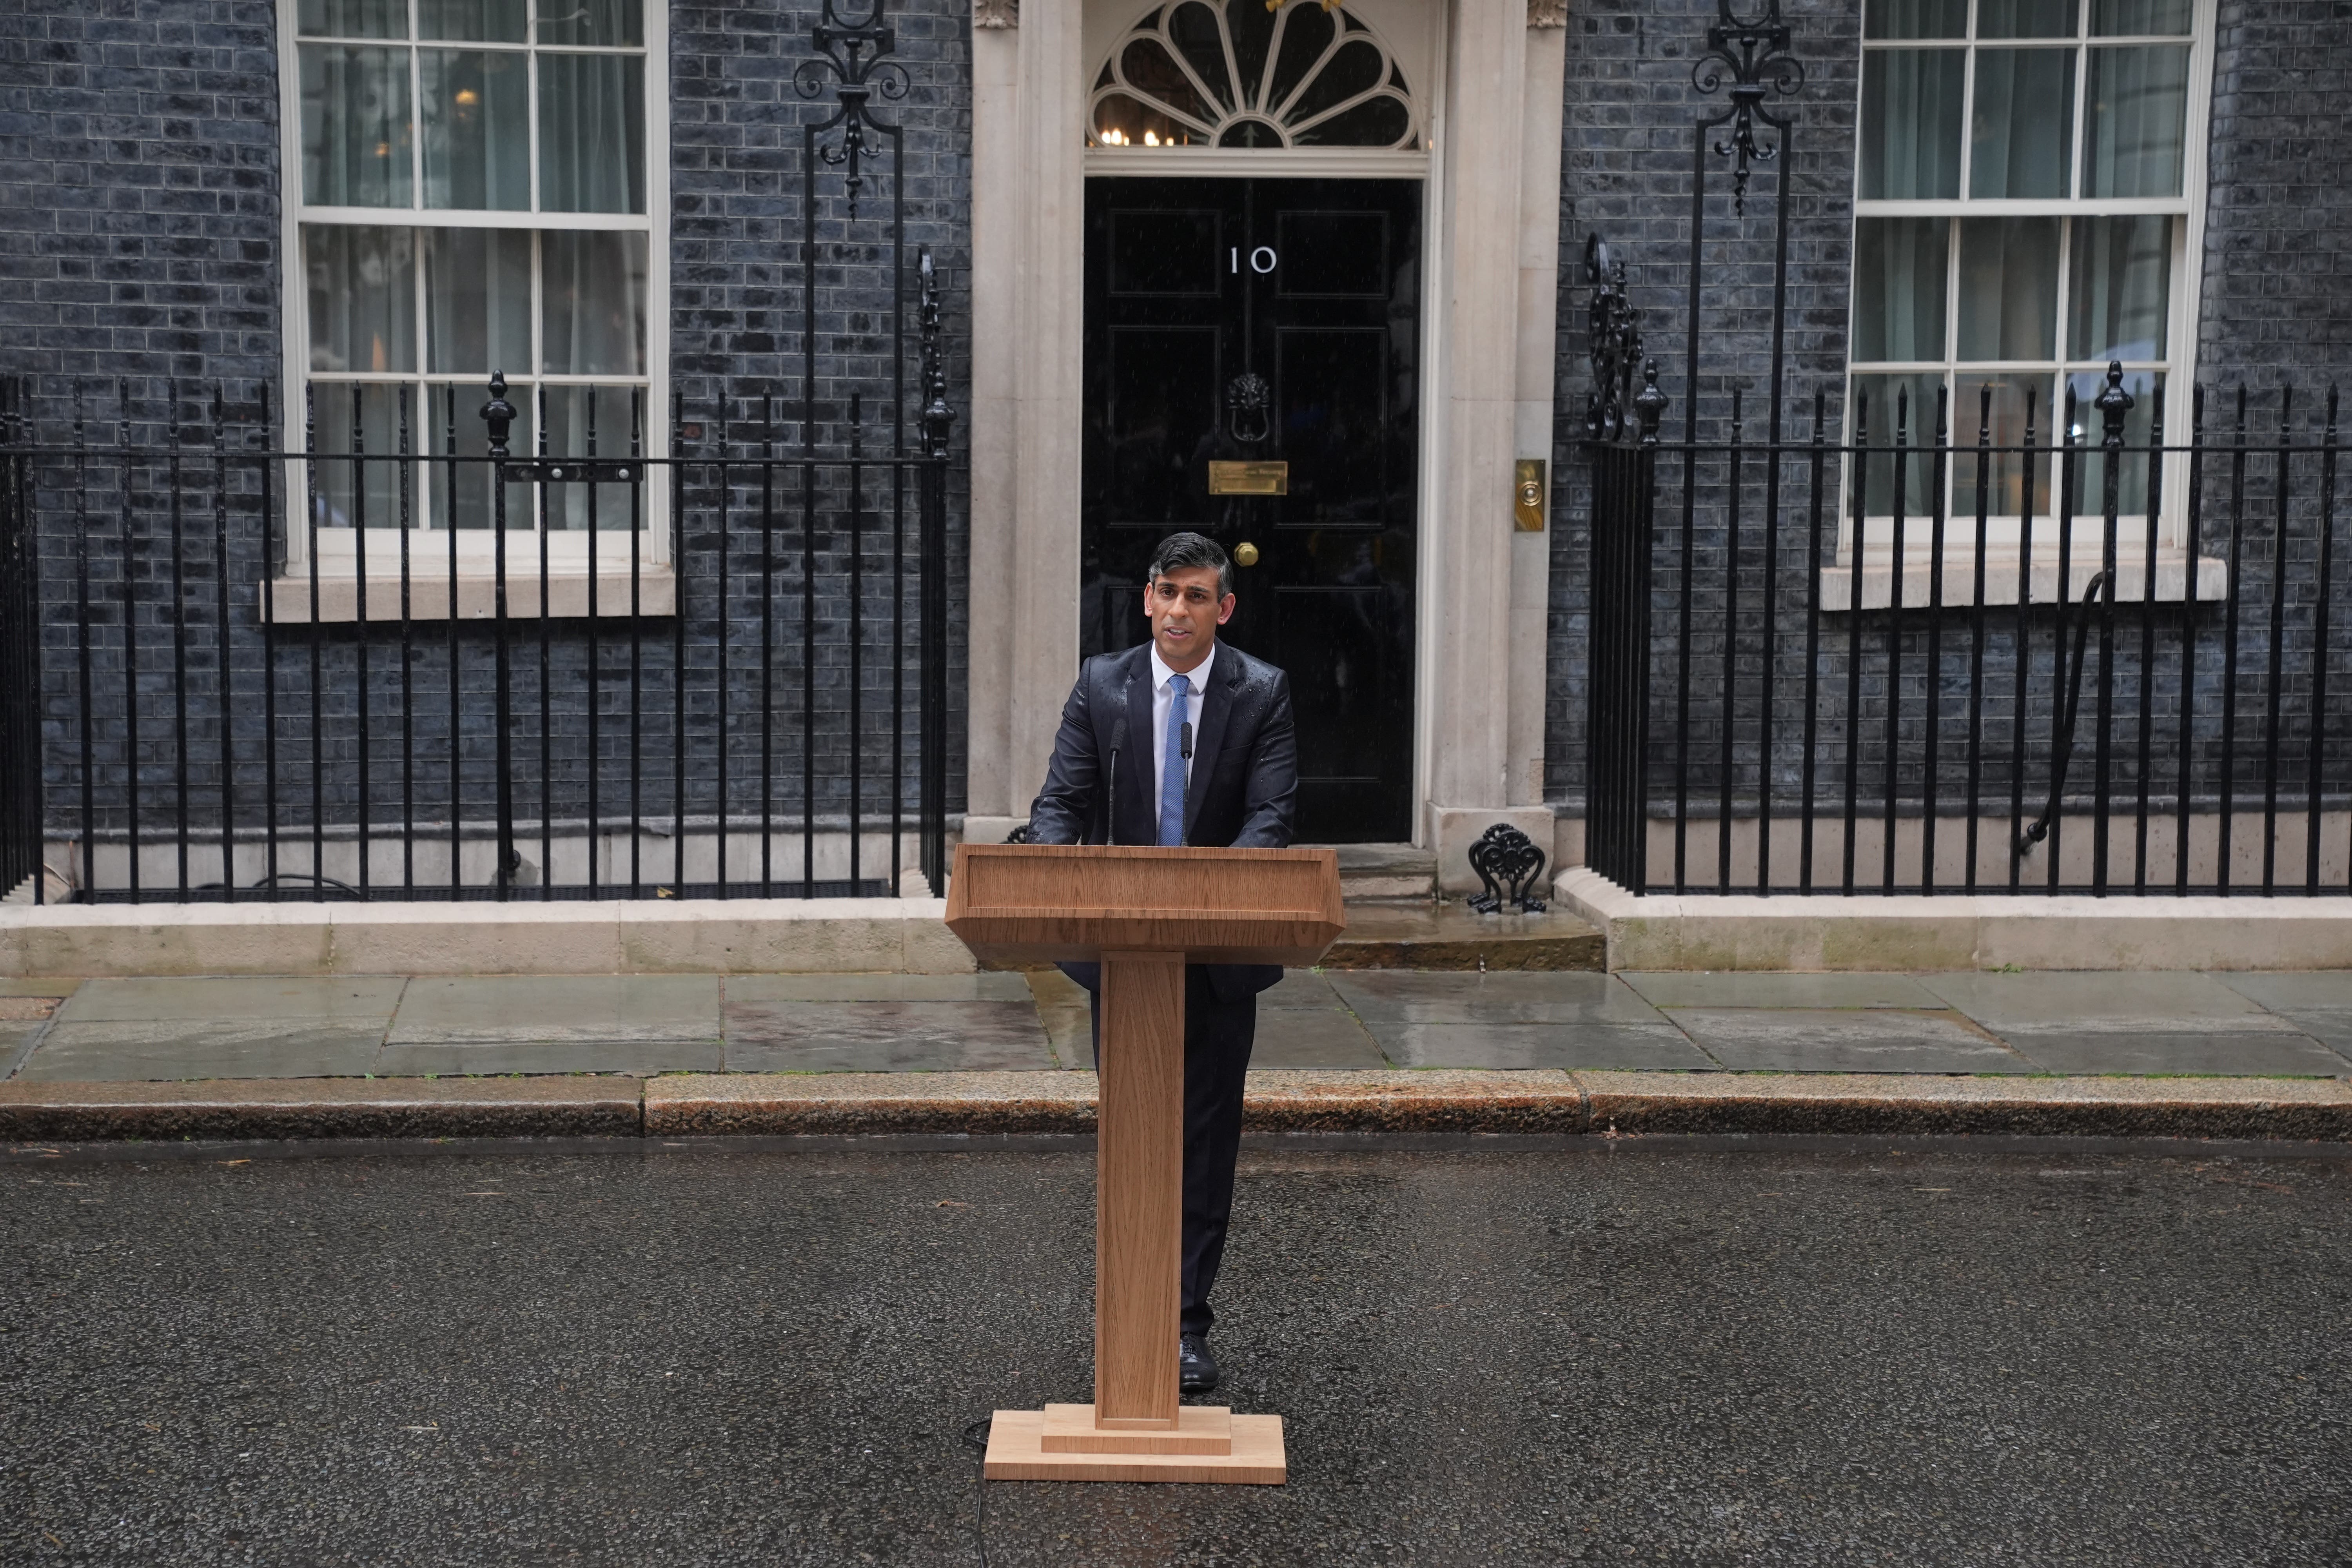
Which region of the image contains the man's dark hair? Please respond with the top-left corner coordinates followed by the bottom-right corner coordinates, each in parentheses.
top-left (1147, 531), bottom-right (1233, 599)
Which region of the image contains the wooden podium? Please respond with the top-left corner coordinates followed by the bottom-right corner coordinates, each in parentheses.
top-left (944, 843), bottom-right (1345, 1483)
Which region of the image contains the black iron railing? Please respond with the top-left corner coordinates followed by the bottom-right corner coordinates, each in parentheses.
top-left (1583, 351), bottom-right (2348, 896)
top-left (0, 379), bottom-right (40, 902)
top-left (0, 301), bottom-right (953, 905)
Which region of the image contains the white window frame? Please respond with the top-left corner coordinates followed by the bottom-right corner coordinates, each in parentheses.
top-left (1834, 0), bottom-right (2220, 608)
top-left (275, 0), bottom-right (671, 614)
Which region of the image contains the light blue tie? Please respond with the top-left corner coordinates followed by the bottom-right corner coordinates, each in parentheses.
top-left (1159, 674), bottom-right (1191, 847)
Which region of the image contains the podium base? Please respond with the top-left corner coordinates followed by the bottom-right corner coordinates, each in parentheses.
top-left (983, 1407), bottom-right (1286, 1483)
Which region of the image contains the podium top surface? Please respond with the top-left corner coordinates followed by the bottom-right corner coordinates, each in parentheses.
top-left (944, 844), bottom-right (1346, 967)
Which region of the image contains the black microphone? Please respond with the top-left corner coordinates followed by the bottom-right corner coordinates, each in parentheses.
top-left (1107, 714), bottom-right (1129, 846)
top-left (1178, 719), bottom-right (1196, 847)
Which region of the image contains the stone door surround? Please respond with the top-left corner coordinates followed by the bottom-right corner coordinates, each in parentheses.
top-left (963, 0), bottom-right (1568, 878)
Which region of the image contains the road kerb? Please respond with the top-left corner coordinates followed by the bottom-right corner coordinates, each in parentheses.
top-left (4, 1069), bottom-right (2350, 1143)
top-left (0, 1076), bottom-right (642, 1142)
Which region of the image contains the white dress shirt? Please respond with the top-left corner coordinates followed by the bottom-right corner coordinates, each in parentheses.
top-left (1147, 640), bottom-right (1216, 816)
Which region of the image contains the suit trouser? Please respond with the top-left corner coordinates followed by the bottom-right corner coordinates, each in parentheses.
top-left (1091, 965), bottom-right (1257, 1336)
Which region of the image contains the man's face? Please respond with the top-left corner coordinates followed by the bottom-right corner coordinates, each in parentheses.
top-left (1143, 564), bottom-right (1233, 673)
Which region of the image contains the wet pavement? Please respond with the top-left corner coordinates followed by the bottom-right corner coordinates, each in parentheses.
top-left (4, 1138), bottom-right (2347, 1564)
top-left (11, 967), bottom-right (2352, 1082)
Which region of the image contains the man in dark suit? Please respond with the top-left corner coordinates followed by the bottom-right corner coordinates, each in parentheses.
top-left (1027, 530), bottom-right (1298, 1396)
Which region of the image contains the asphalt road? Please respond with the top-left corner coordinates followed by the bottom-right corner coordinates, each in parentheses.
top-left (3, 1138), bottom-right (2346, 1566)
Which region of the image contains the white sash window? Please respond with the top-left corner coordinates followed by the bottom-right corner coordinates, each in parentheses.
top-left (1840, 0), bottom-right (2217, 605)
top-left (278, 0), bottom-right (669, 598)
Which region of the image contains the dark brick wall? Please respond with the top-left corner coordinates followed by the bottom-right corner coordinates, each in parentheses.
top-left (1, 0), bottom-right (976, 860)
top-left (1543, 0), bottom-right (2352, 835)
top-left (1544, 0), bottom-right (1864, 810)
top-left (2195, 0), bottom-right (2352, 392)
top-left (0, 0), bottom-right (280, 390)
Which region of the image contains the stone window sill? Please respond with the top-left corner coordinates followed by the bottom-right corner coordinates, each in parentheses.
top-left (1819, 544), bottom-right (2226, 611)
top-left (263, 566), bottom-right (679, 624)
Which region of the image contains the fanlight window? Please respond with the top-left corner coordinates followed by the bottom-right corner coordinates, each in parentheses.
top-left (1090, 0), bottom-right (1418, 151)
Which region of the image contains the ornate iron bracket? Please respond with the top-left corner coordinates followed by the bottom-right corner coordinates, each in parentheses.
top-left (1583, 236), bottom-right (1666, 445)
top-left (919, 248), bottom-right (953, 460)
top-left (796, 0), bottom-right (911, 220)
top-left (1467, 824), bottom-right (1550, 915)
top-left (1691, 0), bottom-right (1805, 215)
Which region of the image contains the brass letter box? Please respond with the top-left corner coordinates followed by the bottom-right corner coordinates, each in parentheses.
top-left (1208, 460), bottom-right (1289, 496)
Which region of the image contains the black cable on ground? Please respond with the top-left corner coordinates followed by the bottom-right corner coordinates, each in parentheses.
top-left (959, 1414), bottom-right (994, 1568)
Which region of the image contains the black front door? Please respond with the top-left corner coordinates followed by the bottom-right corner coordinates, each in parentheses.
top-left (1081, 176), bottom-right (1421, 843)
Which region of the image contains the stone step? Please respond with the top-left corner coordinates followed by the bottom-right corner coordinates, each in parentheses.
top-left (1323, 900), bottom-right (1605, 971)
top-left (1327, 842), bottom-right (1436, 901)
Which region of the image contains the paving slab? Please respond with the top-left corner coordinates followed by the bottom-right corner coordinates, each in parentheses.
top-left (17, 1020), bottom-right (388, 1082)
top-left (56, 976), bottom-right (405, 1022)
top-left (1327, 969), bottom-right (1672, 1024)
top-left (375, 1040), bottom-right (724, 1076)
top-left (1918, 969), bottom-right (2352, 1074)
top-left (1362, 1021), bottom-right (1714, 1070)
top-left (1664, 1008), bottom-right (2034, 1073)
top-left (1620, 971), bottom-right (1948, 1009)
top-left (2210, 971), bottom-right (2352, 1051)
top-left (722, 1000), bottom-right (1056, 1072)
top-left (1024, 968), bottom-right (1094, 1069)
top-left (1917, 969), bottom-right (2274, 1024)
top-left (723, 973), bottom-right (1034, 1003)
top-left (1327, 970), bottom-right (1708, 1070)
top-left (1989, 1031), bottom-right (2351, 1076)
top-left (0, 978), bottom-right (79, 1000)
top-left (388, 975), bottom-right (719, 1044)
top-left (1252, 973), bottom-right (1388, 1069)
top-left (0, 1021), bottom-right (44, 1076)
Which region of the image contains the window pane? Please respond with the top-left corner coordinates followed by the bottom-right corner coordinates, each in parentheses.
top-left (1863, 0), bottom-right (1965, 39)
top-left (537, 54), bottom-right (647, 213)
top-left (304, 225), bottom-right (417, 374)
top-left (420, 50), bottom-right (530, 210)
top-left (536, 0), bottom-right (643, 47)
top-left (541, 231), bottom-right (648, 375)
top-left (1957, 217), bottom-right (2060, 361)
top-left (435, 459), bottom-right (539, 529)
top-left (298, 0), bottom-right (405, 38)
top-left (2085, 45), bottom-right (2189, 196)
top-left (1850, 374), bottom-right (1946, 519)
top-left (423, 227), bottom-right (533, 374)
top-left (542, 386), bottom-right (646, 530)
top-left (307, 384), bottom-right (413, 532)
top-left (1969, 47), bottom-right (2076, 198)
top-left (1953, 373), bottom-right (2054, 519)
top-left (2067, 368), bottom-right (2164, 514)
top-left (1976, 0), bottom-right (2078, 38)
top-left (419, 0), bottom-right (527, 42)
top-left (1859, 51), bottom-right (1964, 198)
top-left (2069, 215), bottom-right (2172, 361)
top-left (1853, 218), bottom-right (1949, 362)
top-left (300, 45), bottom-right (414, 207)
top-left (2092, 0), bottom-right (2191, 34)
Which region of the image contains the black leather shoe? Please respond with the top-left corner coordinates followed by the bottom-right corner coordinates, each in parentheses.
top-left (1178, 1332), bottom-right (1220, 1395)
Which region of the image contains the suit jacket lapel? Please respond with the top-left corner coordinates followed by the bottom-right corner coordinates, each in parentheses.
top-left (1182, 645), bottom-right (1241, 842)
top-left (1116, 649), bottom-right (1154, 846)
